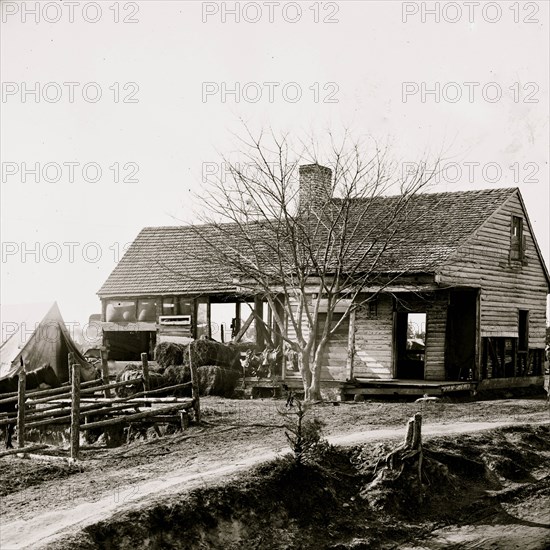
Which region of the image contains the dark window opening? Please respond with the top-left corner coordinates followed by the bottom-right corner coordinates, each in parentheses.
top-left (162, 297), bottom-right (176, 316)
top-left (511, 215), bottom-right (525, 261)
top-left (177, 298), bottom-right (193, 316)
top-left (104, 330), bottom-right (156, 361)
top-left (368, 300), bottom-right (378, 318)
top-left (518, 310), bottom-right (529, 352)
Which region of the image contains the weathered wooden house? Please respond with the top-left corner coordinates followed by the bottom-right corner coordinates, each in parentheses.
top-left (98, 164), bottom-right (549, 397)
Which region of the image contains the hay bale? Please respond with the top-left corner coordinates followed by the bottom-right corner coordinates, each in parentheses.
top-left (182, 340), bottom-right (241, 371)
top-left (156, 364), bottom-right (239, 397)
top-left (155, 342), bottom-right (186, 369)
top-left (163, 365), bottom-right (192, 396)
top-left (197, 365), bottom-right (240, 397)
top-left (116, 358), bottom-right (241, 398)
top-left (154, 340), bottom-right (242, 371)
top-left (115, 363), bottom-right (164, 397)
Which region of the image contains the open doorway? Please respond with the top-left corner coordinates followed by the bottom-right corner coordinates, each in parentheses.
top-left (395, 312), bottom-right (426, 379)
top-left (210, 302), bottom-right (236, 343)
top-left (445, 290), bottom-right (477, 380)
top-left (209, 299), bottom-right (271, 344)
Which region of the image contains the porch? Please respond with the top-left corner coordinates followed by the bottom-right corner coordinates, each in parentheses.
top-left (344, 378), bottom-right (477, 397)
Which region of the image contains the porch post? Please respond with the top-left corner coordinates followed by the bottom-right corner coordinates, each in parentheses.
top-left (475, 288), bottom-right (481, 380)
top-left (254, 296), bottom-right (265, 349)
top-left (346, 307), bottom-right (356, 381)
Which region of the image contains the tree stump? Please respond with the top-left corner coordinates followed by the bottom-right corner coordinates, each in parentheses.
top-left (361, 413), bottom-right (426, 513)
top-left (384, 412), bottom-right (423, 480)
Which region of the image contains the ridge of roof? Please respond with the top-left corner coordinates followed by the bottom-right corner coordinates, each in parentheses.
top-left (97, 187), bottom-right (518, 297)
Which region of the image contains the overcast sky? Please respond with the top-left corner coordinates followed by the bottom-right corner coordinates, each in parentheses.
top-left (1, 0), bottom-right (549, 327)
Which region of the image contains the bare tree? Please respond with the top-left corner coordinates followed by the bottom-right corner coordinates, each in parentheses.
top-left (192, 128), bottom-right (439, 401)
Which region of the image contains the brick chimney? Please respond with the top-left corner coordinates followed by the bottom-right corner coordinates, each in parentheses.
top-left (298, 163), bottom-right (333, 213)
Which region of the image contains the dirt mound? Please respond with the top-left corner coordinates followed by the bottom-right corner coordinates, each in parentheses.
top-left (50, 424), bottom-right (550, 550)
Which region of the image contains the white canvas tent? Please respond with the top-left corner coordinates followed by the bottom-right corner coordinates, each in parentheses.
top-left (0, 302), bottom-right (97, 382)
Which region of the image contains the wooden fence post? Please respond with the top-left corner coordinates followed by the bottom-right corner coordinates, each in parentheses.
top-left (100, 346), bottom-right (111, 398)
top-left (70, 363), bottom-right (81, 460)
top-left (141, 352), bottom-right (151, 408)
top-left (141, 353), bottom-right (150, 392)
top-left (188, 344), bottom-right (200, 424)
top-left (17, 368), bottom-right (26, 448)
top-left (68, 352), bottom-right (74, 383)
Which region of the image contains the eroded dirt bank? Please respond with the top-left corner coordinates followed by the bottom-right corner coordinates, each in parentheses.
top-left (45, 423), bottom-right (550, 550)
top-left (1, 398), bottom-right (548, 549)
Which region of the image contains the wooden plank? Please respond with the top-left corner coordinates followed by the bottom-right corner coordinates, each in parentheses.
top-left (141, 353), bottom-right (150, 393)
top-left (41, 382), bottom-right (193, 407)
top-left (25, 378), bottom-right (143, 405)
top-left (80, 403), bottom-right (192, 430)
top-left (189, 343), bottom-right (200, 423)
top-left (0, 379), bottom-right (101, 404)
top-left (0, 444), bottom-right (48, 458)
top-left (101, 346), bottom-right (111, 398)
top-left (345, 387), bottom-right (443, 396)
top-left (232, 311), bottom-right (254, 343)
top-left (477, 375), bottom-right (545, 390)
top-left (1, 401), bottom-right (132, 427)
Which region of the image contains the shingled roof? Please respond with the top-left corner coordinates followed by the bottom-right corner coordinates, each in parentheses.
top-left (97, 187), bottom-right (517, 298)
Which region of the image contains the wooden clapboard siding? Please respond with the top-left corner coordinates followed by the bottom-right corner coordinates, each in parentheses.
top-left (439, 191), bottom-right (549, 348)
top-left (285, 297), bottom-right (349, 381)
top-left (286, 296), bottom-right (311, 345)
top-left (352, 291), bottom-right (448, 381)
top-left (318, 312), bottom-right (349, 382)
top-left (394, 293), bottom-right (448, 380)
top-left (353, 295), bottom-right (394, 379)
top-left (424, 297), bottom-right (447, 380)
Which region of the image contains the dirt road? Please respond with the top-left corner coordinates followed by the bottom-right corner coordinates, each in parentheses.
top-left (1, 418), bottom-right (548, 550)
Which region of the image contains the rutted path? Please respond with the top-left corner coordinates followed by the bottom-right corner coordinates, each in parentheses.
top-left (1, 419), bottom-right (548, 550)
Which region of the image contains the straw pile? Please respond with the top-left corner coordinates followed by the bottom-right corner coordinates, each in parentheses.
top-left (115, 363), bottom-right (165, 397)
top-left (155, 340), bottom-right (241, 371)
top-left (160, 364), bottom-right (239, 398)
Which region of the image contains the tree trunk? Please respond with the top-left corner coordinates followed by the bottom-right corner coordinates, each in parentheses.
top-left (308, 341), bottom-right (327, 401)
top-left (298, 351), bottom-right (312, 399)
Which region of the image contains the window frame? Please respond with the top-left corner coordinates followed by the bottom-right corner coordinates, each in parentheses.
top-left (510, 215), bottom-right (525, 262)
